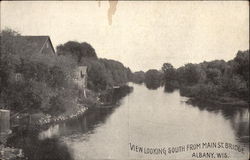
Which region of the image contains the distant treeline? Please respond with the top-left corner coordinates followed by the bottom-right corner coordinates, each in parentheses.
top-left (134, 50), bottom-right (249, 106)
top-left (167, 50), bottom-right (249, 105)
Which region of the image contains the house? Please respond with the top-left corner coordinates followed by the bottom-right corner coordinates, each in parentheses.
top-left (10, 36), bottom-right (56, 81)
top-left (74, 66), bottom-right (88, 97)
top-left (9, 36), bottom-right (89, 90)
top-left (12, 36), bottom-right (56, 55)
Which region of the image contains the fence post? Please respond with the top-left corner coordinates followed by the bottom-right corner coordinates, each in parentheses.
top-left (0, 109), bottom-right (10, 134)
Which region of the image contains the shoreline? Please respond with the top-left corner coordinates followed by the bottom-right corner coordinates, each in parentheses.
top-left (186, 97), bottom-right (249, 108)
top-left (1, 106), bottom-right (90, 160)
top-left (29, 106), bottom-right (89, 132)
top-left (9, 85), bottom-right (131, 132)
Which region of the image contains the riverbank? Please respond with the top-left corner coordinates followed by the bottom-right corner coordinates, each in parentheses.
top-left (176, 84), bottom-right (249, 108)
top-left (35, 107), bottom-right (88, 126)
top-left (1, 85), bottom-right (133, 159)
top-left (35, 85), bottom-right (133, 127)
top-left (0, 106), bottom-right (89, 159)
top-left (98, 85), bottom-right (133, 107)
top-left (186, 97), bottom-right (249, 108)
top-left (4, 85), bottom-right (133, 134)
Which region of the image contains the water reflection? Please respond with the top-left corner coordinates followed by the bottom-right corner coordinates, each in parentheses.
top-left (61, 83), bottom-right (249, 159)
top-left (187, 99), bottom-right (249, 148)
top-left (228, 109), bottom-right (249, 146)
top-left (145, 81), bottom-right (161, 90)
top-left (164, 84), bottom-right (175, 92)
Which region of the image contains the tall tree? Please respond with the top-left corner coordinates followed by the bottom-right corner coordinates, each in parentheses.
top-left (144, 69), bottom-right (163, 89)
top-left (57, 41), bottom-right (97, 63)
top-left (161, 63), bottom-right (176, 82)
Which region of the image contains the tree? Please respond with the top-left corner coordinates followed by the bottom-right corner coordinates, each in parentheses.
top-left (132, 71), bottom-right (145, 84)
top-left (144, 69), bottom-right (163, 89)
top-left (233, 50), bottom-right (249, 81)
top-left (204, 68), bottom-right (221, 85)
top-left (177, 63), bottom-right (200, 86)
top-left (162, 63), bottom-right (174, 73)
top-left (161, 63), bottom-right (176, 82)
top-left (170, 50), bottom-right (249, 103)
top-left (57, 41), bottom-right (97, 63)
top-left (80, 58), bottom-right (131, 91)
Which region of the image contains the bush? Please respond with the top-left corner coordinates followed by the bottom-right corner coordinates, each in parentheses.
top-left (180, 83), bottom-right (219, 99)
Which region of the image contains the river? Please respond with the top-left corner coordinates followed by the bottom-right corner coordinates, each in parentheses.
top-left (7, 83), bottom-right (249, 160)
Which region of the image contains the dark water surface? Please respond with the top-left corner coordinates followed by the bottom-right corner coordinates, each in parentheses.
top-left (7, 83), bottom-right (249, 160)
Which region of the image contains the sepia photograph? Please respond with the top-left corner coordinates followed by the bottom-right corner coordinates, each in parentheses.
top-left (0, 1), bottom-right (249, 160)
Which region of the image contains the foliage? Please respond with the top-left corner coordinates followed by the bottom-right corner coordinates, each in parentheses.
top-left (56, 40), bottom-right (133, 92)
top-left (0, 28), bottom-right (135, 115)
top-left (0, 29), bottom-right (79, 114)
top-left (176, 63), bottom-right (200, 85)
top-left (161, 63), bottom-right (178, 91)
top-left (144, 69), bottom-right (163, 89)
top-left (57, 41), bottom-right (97, 63)
top-left (161, 50), bottom-right (249, 103)
top-left (80, 58), bottom-right (132, 91)
top-left (233, 50), bottom-right (249, 82)
top-left (162, 63), bottom-right (176, 81)
top-left (131, 71), bottom-right (145, 84)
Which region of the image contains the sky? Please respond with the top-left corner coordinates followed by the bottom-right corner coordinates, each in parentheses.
top-left (1, 1), bottom-right (249, 72)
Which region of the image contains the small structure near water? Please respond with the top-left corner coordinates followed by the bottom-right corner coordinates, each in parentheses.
top-left (98, 85), bottom-right (133, 106)
top-left (74, 66), bottom-right (88, 97)
top-left (8, 36), bottom-right (56, 85)
top-left (0, 109), bottom-right (11, 134)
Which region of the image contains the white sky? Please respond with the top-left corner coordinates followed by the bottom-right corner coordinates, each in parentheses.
top-left (1, 1), bottom-right (249, 72)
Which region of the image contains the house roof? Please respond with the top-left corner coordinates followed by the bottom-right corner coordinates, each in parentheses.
top-left (10, 36), bottom-right (55, 55)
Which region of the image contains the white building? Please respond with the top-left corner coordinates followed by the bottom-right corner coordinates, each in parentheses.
top-left (74, 66), bottom-right (88, 97)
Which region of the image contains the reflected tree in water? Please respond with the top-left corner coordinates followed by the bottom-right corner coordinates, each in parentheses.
top-left (7, 132), bottom-right (73, 160)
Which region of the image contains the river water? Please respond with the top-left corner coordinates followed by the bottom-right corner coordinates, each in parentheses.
top-left (8, 83), bottom-right (249, 160)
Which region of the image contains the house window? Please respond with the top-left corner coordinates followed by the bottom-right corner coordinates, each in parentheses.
top-left (80, 71), bottom-right (85, 78)
top-left (15, 73), bottom-right (22, 81)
